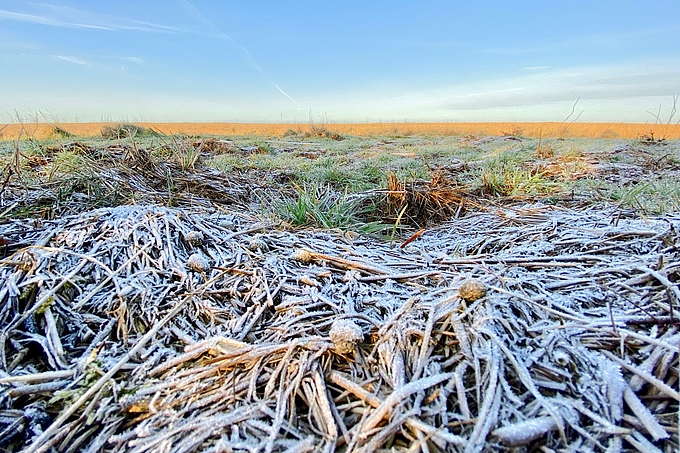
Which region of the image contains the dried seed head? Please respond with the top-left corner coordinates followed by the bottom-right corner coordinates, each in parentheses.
top-left (458, 279), bottom-right (487, 302)
top-left (329, 319), bottom-right (363, 354)
top-left (247, 235), bottom-right (268, 252)
top-left (552, 349), bottom-right (571, 367)
top-left (299, 275), bottom-right (321, 287)
top-left (187, 253), bottom-right (210, 273)
top-left (219, 220), bottom-right (236, 230)
top-left (292, 249), bottom-right (313, 264)
top-left (184, 231), bottom-right (205, 247)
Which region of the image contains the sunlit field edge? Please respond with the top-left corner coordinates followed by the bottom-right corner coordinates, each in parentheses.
top-left (2, 121), bottom-right (679, 140)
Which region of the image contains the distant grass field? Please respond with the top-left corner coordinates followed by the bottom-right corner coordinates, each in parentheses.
top-left (2, 121), bottom-right (680, 140)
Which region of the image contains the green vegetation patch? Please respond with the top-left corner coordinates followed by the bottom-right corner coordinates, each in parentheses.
top-left (1, 132), bottom-right (679, 227)
top-left (100, 123), bottom-right (157, 139)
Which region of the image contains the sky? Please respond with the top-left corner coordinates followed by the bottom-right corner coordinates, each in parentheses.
top-left (1, 1), bottom-right (680, 124)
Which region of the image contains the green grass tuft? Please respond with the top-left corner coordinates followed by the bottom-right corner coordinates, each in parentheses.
top-left (273, 183), bottom-right (388, 235)
top-left (612, 180), bottom-right (680, 214)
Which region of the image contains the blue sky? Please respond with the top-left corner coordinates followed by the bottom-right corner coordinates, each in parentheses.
top-left (1, 1), bottom-right (679, 123)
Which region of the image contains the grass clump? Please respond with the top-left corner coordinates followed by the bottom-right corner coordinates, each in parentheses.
top-left (206, 154), bottom-right (245, 173)
top-left (385, 171), bottom-right (472, 227)
top-left (612, 180), bottom-right (680, 214)
top-left (274, 183), bottom-right (386, 235)
top-left (282, 123), bottom-right (344, 141)
top-left (477, 166), bottom-right (557, 197)
top-left (101, 123), bottom-right (153, 139)
top-left (49, 126), bottom-right (75, 139)
top-left (9, 150), bottom-right (125, 219)
top-left (474, 150), bottom-right (560, 197)
top-left (307, 124), bottom-right (343, 141)
top-left (162, 137), bottom-right (204, 171)
top-left (567, 173), bottom-right (680, 215)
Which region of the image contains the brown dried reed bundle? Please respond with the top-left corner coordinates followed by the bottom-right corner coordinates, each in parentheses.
top-left (385, 171), bottom-right (475, 227)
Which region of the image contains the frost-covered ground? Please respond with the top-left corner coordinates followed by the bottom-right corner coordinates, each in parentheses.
top-left (1, 202), bottom-right (677, 452)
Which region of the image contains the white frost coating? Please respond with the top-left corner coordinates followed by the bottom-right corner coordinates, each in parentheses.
top-left (247, 235), bottom-right (268, 251)
top-left (605, 435), bottom-right (622, 453)
top-left (184, 230), bottom-right (204, 247)
top-left (491, 416), bottom-right (558, 446)
top-left (187, 253), bottom-right (210, 273)
top-left (329, 319), bottom-right (363, 354)
top-left (5, 201), bottom-right (680, 451)
top-left (623, 386), bottom-right (669, 441)
top-left (624, 430), bottom-right (664, 453)
top-left (552, 349), bottom-right (570, 367)
top-left (118, 285), bottom-right (135, 297)
top-left (601, 360), bottom-right (626, 421)
top-left (629, 332), bottom-right (680, 391)
top-left (458, 279), bottom-right (487, 302)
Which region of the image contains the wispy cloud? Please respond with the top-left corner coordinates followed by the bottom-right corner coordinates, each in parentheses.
top-left (0, 5), bottom-right (182, 34)
top-left (481, 24), bottom-right (680, 56)
top-left (119, 56), bottom-right (144, 65)
top-left (309, 59), bottom-right (680, 122)
top-left (175, 0), bottom-right (300, 107)
top-left (410, 60), bottom-right (680, 113)
top-left (46, 52), bottom-right (143, 70)
top-left (0, 9), bottom-right (114, 30)
top-left (37, 3), bottom-right (183, 33)
top-left (53, 54), bottom-right (89, 65)
top-left (127, 20), bottom-right (181, 33)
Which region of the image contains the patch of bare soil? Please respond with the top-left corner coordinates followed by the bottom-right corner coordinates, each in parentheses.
top-left (0, 199), bottom-right (678, 452)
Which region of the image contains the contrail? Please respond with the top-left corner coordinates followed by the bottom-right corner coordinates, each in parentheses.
top-left (176, 0), bottom-right (299, 106)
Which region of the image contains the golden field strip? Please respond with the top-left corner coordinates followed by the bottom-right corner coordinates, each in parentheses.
top-left (2, 121), bottom-right (680, 139)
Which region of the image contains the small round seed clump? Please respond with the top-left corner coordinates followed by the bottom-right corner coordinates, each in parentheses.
top-left (247, 235), bottom-right (268, 252)
top-left (187, 253), bottom-right (210, 273)
top-left (184, 231), bottom-right (205, 247)
top-left (292, 249), bottom-right (313, 264)
top-left (329, 319), bottom-right (363, 354)
top-left (458, 279), bottom-right (488, 302)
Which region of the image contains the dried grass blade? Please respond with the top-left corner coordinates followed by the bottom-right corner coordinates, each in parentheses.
top-left (602, 350), bottom-right (680, 401)
top-left (623, 431), bottom-right (664, 453)
top-left (358, 372), bottom-right (453, 436)
top-left (23, 291), bottom-right (195, 453)
top-left (312, 370), bottom-right (338, 442)
top-left (464, 343), bottom-right (501, 453)
top-left (484, 331), bottom-right (566, 442)
top-left (0, 369), bottom-right (76, 384)
top-left (491, 416), bottom-right (559, 447)
top-left (572, 401), bottom-right (630, 435)
top-left (623, 386), bottom-right (669, 441)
